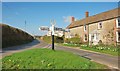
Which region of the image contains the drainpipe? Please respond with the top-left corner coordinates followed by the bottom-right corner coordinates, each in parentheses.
top-left (88, 24), bottom-right (90, 46)
top-left (114, 19), bottom-right (117, 46)
top-left (85, 11), bottom-right (89, 46)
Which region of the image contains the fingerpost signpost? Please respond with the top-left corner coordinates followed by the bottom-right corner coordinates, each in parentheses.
top-left (39, 20), bottom-right (70, 50)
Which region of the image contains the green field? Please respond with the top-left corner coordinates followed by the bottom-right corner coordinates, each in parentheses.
top-left (2, 48), bottom-right (106, 69)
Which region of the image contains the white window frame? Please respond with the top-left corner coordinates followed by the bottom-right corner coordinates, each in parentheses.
top-left (89, 34), bottom-right (91, 41)
top-left (84, 24), bottom-right (87, 31)
top-left (116, 31), bottom-right (120, 42)
top-left (116, 18), bottom-right (120, 28)
top-left (84, 34), bottom-right (87, 41)
top-left (98, 22), bottom-right (102, 29)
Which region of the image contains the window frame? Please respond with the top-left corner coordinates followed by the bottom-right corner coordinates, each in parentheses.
top-left (98, 22), bottom-right (102, 29)
top-left (118, 18), bottom-right (120, 27)
top-left (116, 31), bottom-right (120, 42)
top-left (84, 34), bottom-right (87, 41)
top-left (118, 32), bottom-right (120, 42)
top-left (84, 24), bottom-right (87, 31)
top-left (116, 18), bottom-right (120, 28)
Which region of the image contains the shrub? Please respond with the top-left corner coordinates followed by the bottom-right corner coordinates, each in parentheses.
top-left (98, 40), bottom-right (102, 45)
top-left (65, 37), bottom-right (82, 44)
top-left (42, 36), bottom-right (64, 43)
top-left (42, 36), bottom-right (51, 43)
top-left (54, 36), bottom-right (64, 43)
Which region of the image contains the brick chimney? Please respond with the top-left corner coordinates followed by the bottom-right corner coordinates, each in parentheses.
top-left (85, 11), bottom-right (89, 17)
top-left (71, 16), bottom-right (75, 22)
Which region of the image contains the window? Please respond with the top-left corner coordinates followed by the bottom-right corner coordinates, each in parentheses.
top-left (98, 22), bottom-right (102, 29)
top-left (92, 35), bottom-right (94, 39)
top-left (118, 18), bottom-right (120, 26)
top-left (118, 19), bottom-right (120, 22)
top-left (85, 34), bottom-right (87, 41)
top-left (84, 24), bottom-right (87, 31)
top-left (100, 23), bottom-right (102, 28)
top-left (118, 32), bottom-right (120, 41)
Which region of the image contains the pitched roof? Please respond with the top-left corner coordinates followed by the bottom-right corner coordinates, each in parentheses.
top-left (67, 7), bottom-right (120, 29)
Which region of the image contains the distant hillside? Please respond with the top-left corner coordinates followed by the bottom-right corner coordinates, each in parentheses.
top-left (1, 24), bottom-right (34, 48)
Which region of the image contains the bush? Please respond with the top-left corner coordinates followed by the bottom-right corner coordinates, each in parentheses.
top-left (54, 36), bottom-right (64, 43)
top-left (42, 36), bottom-right (64, 43)
top-left (42, 36), bottom-right (51, 43)
top-left (65, 37), bottom-right (82, 44)
top-left (98, 40), bottom-right (102, 45)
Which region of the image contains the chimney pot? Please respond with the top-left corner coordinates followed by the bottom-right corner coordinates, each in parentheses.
top-left (85, 11), bottom-right (89, 17)
top-left (71, 16), bottom-right (75, 22)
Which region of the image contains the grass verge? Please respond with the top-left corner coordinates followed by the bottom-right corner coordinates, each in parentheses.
top-left (2, 48), bottom-right (106, 69)
top-left (59, 43), bottom-right (119, 56)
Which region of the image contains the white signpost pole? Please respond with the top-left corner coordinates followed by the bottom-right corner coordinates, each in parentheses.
top-left (39, 19), bottom-right (70, 50)
top-left (51, 20), bottom-right (55, 50)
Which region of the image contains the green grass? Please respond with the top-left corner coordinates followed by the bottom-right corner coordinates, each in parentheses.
top-left (2, 48), bottom-right (106, 69)
top-left (80, 45), bottom-right (119, 56)
top-left (60, 43), bottom-right (119, 56)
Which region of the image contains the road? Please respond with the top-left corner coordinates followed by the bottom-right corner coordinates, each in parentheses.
top-left (1, 39), bottom-right (119, 69)
top-left (1, 39), bottom-right (48, 59)
top-left (55, 45), bottom-right (119, 69)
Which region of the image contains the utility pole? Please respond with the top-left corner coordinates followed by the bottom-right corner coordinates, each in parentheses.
top-left (25, 20), bottom-right (26, 31)
top-left (86, 16), bottom-right (89, 46)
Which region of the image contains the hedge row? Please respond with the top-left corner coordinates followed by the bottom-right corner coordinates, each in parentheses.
top-left (1, 24), bottom-right (34, 48)
top-left (42, 36), bottom-right (64, 43)
top-left (42, 35), bottom-right (82, 44)
top-left (64, 37), bottom-right (82, 44)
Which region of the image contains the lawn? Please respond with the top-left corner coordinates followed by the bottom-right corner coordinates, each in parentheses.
top-left (80, 45), bottom-right (119, 56)
top-left (60, 43), bottom-right (119, 56)
top-left (2, 48), bottom-right (106, 69)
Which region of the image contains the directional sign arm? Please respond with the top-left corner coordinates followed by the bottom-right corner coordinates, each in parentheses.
top-left (39, 26), bottom-right (49, 31)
